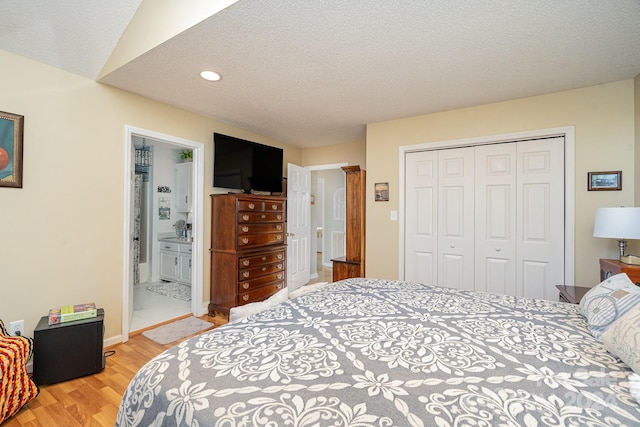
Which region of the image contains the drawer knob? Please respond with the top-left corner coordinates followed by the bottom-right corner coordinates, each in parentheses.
top-left (262, 256), bottom-right (267, 261)
top-left (243, 272), bottom-right (249, 278)
top-left (277, 284), bottom-right (283, 289)
top-left (277, 254), bottom-right (283, 259)
top-left (249, 203), bottom-right (255, 209)
top-left (261, 214), bottom-right (266, 219)
top-left (242, 260), bottom-right (250, 267)
top-left (276, 235), bottom-right (282, 240)
top-left (242, 214), bottom-right (249, 221)
top-left (277, 215), bottom-right (282, 220)
top-left (276, 225), bottom-right (282, 230)
top-left (242, 226), bottom-right (249, 232)
top-left (261, 267), bottom-right (267, 272)
top-left (277, 273), bottom-right (283, 279)
top-left (277, 263), bottom-right (283, 269)
top-left (271, 204), bottom-right (277, 210)
top-left (242, 238), bottom-right (249, 244)
top-left (243, 295), bottom-right (249, 301)
top-left (243, 283), bottom-right (249, 289)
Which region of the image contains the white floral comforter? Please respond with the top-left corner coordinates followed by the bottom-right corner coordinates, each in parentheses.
top-left (116, 278), bottom-right (640, 426)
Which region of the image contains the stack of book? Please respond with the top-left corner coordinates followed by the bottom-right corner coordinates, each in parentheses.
top-left (48, 302), bottom-right (97, 325)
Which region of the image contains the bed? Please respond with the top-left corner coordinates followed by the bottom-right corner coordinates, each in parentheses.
top-left (116, 278), bottom-right (640, 426)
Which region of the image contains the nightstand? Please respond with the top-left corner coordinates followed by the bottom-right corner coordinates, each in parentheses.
top-left (555, 285), bottom-right (591, 304)
top-left (600, 258), bottom-right (640, 286)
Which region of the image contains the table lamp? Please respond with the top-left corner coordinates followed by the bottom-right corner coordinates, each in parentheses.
top-left (593, 207), bottom-right (640, 260)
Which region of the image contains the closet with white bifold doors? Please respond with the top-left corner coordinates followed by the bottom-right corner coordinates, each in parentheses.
top-left (404, 137), bottom-right (564, 301)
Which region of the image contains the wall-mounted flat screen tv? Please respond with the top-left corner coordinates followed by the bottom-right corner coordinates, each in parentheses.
top-left (213, 133), bottom-right (284, 194)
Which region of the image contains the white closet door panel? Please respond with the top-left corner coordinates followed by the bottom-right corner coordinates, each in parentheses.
top-left (475, 144), bottom-right (517, 294)
top-left (522, 184), bottom-right (549, 241)
top-left (438, 148), bottom-right (474, 290)
top-left (441, 254), bottom-right (468, 289)
top-left (416, 188), bottom-right (435, 235)
top-left (522, 261), bottom-right (549, 300)
top-left (517, 138), bottom-right (564, 300)
top-left (485, 258), bottom-right (510, 294)
top-left (414, 252), bottom-right (435, 284)
top-left (405, 151), bottom-right (438, 283)
top-left (442, 186), bottom-right (464, 237)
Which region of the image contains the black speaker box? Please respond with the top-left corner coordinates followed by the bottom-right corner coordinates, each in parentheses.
top-left (33, 309), bottom-right (105, 385)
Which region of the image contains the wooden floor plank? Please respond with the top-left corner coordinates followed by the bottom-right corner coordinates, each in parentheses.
top-left (2, 314), bottom-right (226, 426)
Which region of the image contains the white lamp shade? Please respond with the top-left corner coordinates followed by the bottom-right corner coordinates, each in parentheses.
top-left (593, 207), bottom-right (640, 239)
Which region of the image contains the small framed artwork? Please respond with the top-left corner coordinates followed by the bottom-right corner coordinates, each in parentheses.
top-left (0, 110), bottom-right (24, 188)
top-left (159, 196), bottom-right (171, 220)
top-left (588, 171), bottom-right (621, 191)
top-left (375, 182), bottom-right (389, 201)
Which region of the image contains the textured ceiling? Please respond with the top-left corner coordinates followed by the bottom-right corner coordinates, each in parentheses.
top-left (2, 1), bottom-right (640, 148)
top-left (0, 0), bottom-right (141, 79)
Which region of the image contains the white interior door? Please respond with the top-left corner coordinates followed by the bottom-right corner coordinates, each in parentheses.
top-left (287, 163), bottom-right (311, 292)
top-left (517, 137), bottom-right (565, 300)
top-left (437, 148), bottom-right (475, 290)
top-left (404, 150), bottom-right (438, 283)
top-left (475, 143), bottom-right (517, 295)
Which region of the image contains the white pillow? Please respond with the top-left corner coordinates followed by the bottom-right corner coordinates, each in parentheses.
top-left (229, 288), bottom-right (289, 322)
top-left (629, 373), bottom-right (640, 404)
top-left (602, 302), bottom-right (640, 374)
top-left (289, 281), bottom-right (331, 298)
top-left (579, 273), bottom-right (640, 341)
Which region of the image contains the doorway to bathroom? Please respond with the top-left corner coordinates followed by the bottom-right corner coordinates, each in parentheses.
top-left (122, 126), bottom-right (205, 342)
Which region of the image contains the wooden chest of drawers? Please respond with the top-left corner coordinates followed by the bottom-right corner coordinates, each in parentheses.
top-left (209, 194), bottom-right (286, 316)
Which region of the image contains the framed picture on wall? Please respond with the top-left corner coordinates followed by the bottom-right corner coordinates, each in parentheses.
top-left (588, 171), bottom-right (621, 191)
top-left (375, 182), bottom-right (389, 201)
top-left (0, 111), bottom-right (24, 188)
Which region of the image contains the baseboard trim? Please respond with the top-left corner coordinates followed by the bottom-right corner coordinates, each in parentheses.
top-left (104, 335), bottom-right (122, 348)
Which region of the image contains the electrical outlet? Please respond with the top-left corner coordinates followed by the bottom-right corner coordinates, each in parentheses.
top-left (10, 320), bottom-right (24, 336)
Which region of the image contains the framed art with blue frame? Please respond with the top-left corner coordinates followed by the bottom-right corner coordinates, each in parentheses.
top-left (0, 110), bottom-right (24, 188)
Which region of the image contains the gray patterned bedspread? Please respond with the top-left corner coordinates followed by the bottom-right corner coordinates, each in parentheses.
top-left (116, 278), bottom-right (640, 426)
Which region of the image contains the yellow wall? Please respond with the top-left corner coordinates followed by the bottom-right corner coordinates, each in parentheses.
top-left (301, 139), bottom-right (366, 169)
top-left (366, 80), bottom-right (636, 286)
top-left (3, 44), bottom-right (636, 343)
top-left (0, 49), bottom-right (301, 341)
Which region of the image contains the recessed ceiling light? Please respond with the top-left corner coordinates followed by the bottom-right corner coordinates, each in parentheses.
top-left (200, 70), bottom-right (221, 81)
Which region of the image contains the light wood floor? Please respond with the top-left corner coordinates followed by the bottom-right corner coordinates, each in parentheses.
top-left (4, 314), bottom-right (227, 427)
top-left (5, 265), bottom-right (332, 426)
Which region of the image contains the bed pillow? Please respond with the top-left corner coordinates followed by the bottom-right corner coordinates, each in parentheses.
top-left (579, 273), bottom-right (640, 341)
top-left (630, 373), bottom-right (640, 404)
top-left (602, 303), bottom-right (640, 374)
top-left (289, 281), bottom-right (331, 299)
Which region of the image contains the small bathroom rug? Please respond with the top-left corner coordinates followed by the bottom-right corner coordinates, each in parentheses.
top-left (146, 282), bottom-right (191, 301)
top-left (142, 316), bottom-right (213, 345)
